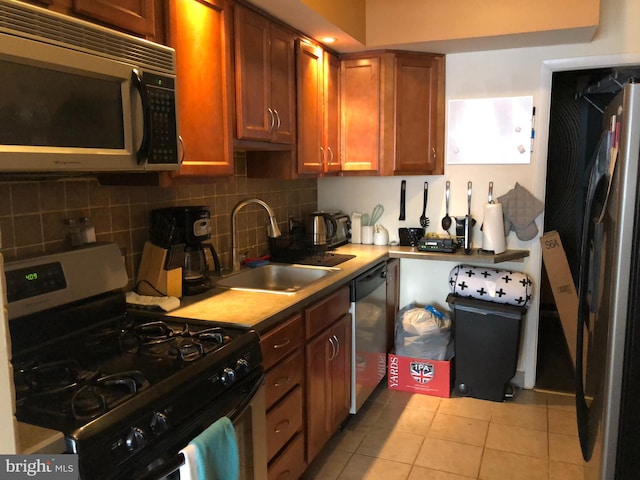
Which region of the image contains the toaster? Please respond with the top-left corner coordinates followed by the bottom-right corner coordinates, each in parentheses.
top-left (325, 211), bottom-right (351, 248)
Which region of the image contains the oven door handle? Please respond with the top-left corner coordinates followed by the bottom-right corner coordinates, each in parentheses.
top-left (132, 452), bottom-right (185, 480)
top-left (132, 372), bottom-right (264, 480)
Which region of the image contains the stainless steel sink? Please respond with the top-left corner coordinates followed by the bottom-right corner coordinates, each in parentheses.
top-left (216, 264), bottom-right (341, 294)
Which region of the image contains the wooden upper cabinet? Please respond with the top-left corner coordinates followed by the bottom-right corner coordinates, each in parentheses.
top-left (19, 0), bottom-right (163, 41)
top-left (234, 4), bottom-right (295, 144)
top-left (340, 56), bottom-right (381, 173)
top-left (324, 51), bottom-right (341, 175)
top-left (340, 51), bottom-right (445, 176)
top-left (296, 41), bottom-right (324, 174)
top-left (297, 41), bottom-right (341, 176)
top-left (166, 0), bottom-right (234, 177)
top-left (71, 0), bottom-right (158, 39)
top-left (394, 54), bottom-right (445, 175)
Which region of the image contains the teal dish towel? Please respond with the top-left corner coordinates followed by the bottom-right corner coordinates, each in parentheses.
top-left (191, 417), bottom-right (239, 480)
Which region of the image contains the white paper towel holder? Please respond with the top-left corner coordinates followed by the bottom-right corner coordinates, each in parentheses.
top-left (481, 182), bottom-right (506, 254)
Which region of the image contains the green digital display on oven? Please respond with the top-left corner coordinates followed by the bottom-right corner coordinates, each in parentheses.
top-left (6, 261), bottom-right (66, 303)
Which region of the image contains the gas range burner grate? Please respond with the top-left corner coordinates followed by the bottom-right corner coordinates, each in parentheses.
top-left (16, 367), bottom-right (150, 421)
top-left (134, 320), bottom-right (231, 361)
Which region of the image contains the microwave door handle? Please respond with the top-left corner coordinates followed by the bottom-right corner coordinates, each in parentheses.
top-left (131, 68), bottom-right (153, 165)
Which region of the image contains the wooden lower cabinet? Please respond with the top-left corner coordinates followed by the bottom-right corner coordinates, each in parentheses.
top-left (267, 432), bottom-right (306, 480)
top-left (266, 386), bottom-right (303, 460)
top-left (261, 315), bottom-right (306, 477)
top-left (261, 286), bottom-right (352, 477)
top-left (305, 312), bottom-right (351, 463)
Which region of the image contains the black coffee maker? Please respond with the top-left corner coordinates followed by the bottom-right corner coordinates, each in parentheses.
top-left (149, 206), bottom-right (221, 296)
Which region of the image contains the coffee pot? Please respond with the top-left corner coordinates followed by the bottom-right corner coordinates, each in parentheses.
top-left (149, 206), bottom-right (221, 296)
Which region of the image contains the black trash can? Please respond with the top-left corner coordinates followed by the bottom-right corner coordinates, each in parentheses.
top-left (447, 294), bottom-right (526, 402)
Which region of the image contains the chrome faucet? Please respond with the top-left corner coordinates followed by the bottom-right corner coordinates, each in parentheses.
top-left (231, 198), bottom-right (282, 272)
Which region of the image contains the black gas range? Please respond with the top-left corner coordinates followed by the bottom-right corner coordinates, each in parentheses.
top-left (5, 243), bottom-right (264, 480)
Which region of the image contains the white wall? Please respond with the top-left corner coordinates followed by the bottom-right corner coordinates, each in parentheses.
top-left (318, 0), bottom-right (640, 389)
top-left (0, 253), bottom-right (18, 453)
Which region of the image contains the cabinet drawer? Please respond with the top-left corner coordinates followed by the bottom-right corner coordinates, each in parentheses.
top-left (265, 349), bottom-right (304, 410)
top-left (266, 386), bottom-right (303, 461)
top-left (305, 286), bottom-right (350, 339)
top-left (268, 432), bottom-right (306, 480)
top-left (261, 314), bottom-right (303, 370)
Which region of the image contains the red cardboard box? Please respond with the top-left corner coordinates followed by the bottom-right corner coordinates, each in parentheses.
top-left (387, 353), bottom-right (452, 398)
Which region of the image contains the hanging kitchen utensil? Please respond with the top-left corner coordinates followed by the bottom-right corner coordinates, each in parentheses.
top-left (370, 204), bottom-right (384, 226)
top-left (399, 180), bottom-right (406, 221)
top-left (464, 181), bottom-right (473, 253)
top-left (441, 180), bottom-right (452, 232)
top-left (420, 182), bottom-right (429, 228)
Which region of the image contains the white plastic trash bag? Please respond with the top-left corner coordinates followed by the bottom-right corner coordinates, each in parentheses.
top-left (395, 304), bottom-right (454, 361)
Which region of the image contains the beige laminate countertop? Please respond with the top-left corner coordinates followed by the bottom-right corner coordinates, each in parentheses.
top-left (160, 244), bottom-right (390, 334)
top-left (17, 422), bottom-right (66, 454)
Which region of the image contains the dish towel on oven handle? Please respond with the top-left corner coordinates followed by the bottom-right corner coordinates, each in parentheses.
top-left (179, 416), bottom-right (239, 480)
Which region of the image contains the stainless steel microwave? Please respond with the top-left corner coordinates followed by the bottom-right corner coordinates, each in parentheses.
top-left (0, 0), bottom-right (181, 174)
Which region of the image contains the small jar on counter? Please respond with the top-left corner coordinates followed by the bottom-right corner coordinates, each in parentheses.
top-left (78, 217), bottom-right (96, 244)
top-left (64, 218), bottom-right (83, 247)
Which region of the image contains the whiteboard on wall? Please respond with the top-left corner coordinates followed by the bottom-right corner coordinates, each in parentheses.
top-left (446, 96), bottom-right (534, 165)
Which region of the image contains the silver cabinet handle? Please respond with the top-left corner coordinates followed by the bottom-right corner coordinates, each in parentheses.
top-left (332, 334), bottom-right (339, 358)
top-left (320, 146), bottom-right (325, 167)
top-left (273, 109), bottom-right (281, 131)
top-left (273, 339), bottom-right (291, 350)
top-left (327, 146), bottom-right (334, 165)
top-left (432, 147), bottom-right (436, 160)
top-left (328, 336), bottom-right (336, 360)
top-left (274, 419), bottom-right (290, 434)
top-left (267, 108), bottom-right (275, 132)
top-left (276, 470), bottom-right (292, 480)
top-left (178, 135), bottom-right (186, 163)
top-left (273, 376), bottom-right (291, 388)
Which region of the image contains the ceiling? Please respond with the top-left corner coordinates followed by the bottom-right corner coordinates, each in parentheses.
top-left (245, 0), bottom-right (366, 53)
top-left (245, 0), bottom-right (599, 55)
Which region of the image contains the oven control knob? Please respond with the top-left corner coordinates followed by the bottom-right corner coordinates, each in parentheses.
top-left (125, 427), bottom-right (146, 452)
top-left (235, 358), bottom-right (249, 375)
top-left (220, 367), bottom-right (236, 386)
top-left (150, 412), bottom-right (169, 435)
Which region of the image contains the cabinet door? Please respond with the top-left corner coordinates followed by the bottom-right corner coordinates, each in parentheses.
top-left (340, 56), bottom-right (380, 173)
top-left (268, 23), bottom-right (296, 144)
top-left (330, 314), bottom-right (352, 430)
top-left (305, 329), bottom-right (333, 463)
top-left (234, 5), bottom-right (272, 141)
top-left (72, 0), bottom-right (157, 38)
top-left (386, 258), bottom-right (400, 353)
top-left (393, 54), bottom-right (445, 175)
top-left (296, 41), bottom-right (324, 174)
top-left (323, 51), bottom-right (341, 174)
top-left (167, 0), bottom-right (233, 177)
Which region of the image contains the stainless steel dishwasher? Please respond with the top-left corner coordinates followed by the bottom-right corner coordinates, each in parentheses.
top-left (349, 262), bottom-right (388, 414)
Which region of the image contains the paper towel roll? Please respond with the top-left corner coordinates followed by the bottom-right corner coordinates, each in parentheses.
top-left (482, 203), bottom-right (506, 254)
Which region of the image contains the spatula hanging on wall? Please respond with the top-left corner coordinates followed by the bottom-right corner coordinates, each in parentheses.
top-left (399, 180), bottom-right (406, 221)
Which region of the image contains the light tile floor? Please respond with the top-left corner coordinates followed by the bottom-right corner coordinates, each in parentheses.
top-left (302, 385), bottom-right (590, 480)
